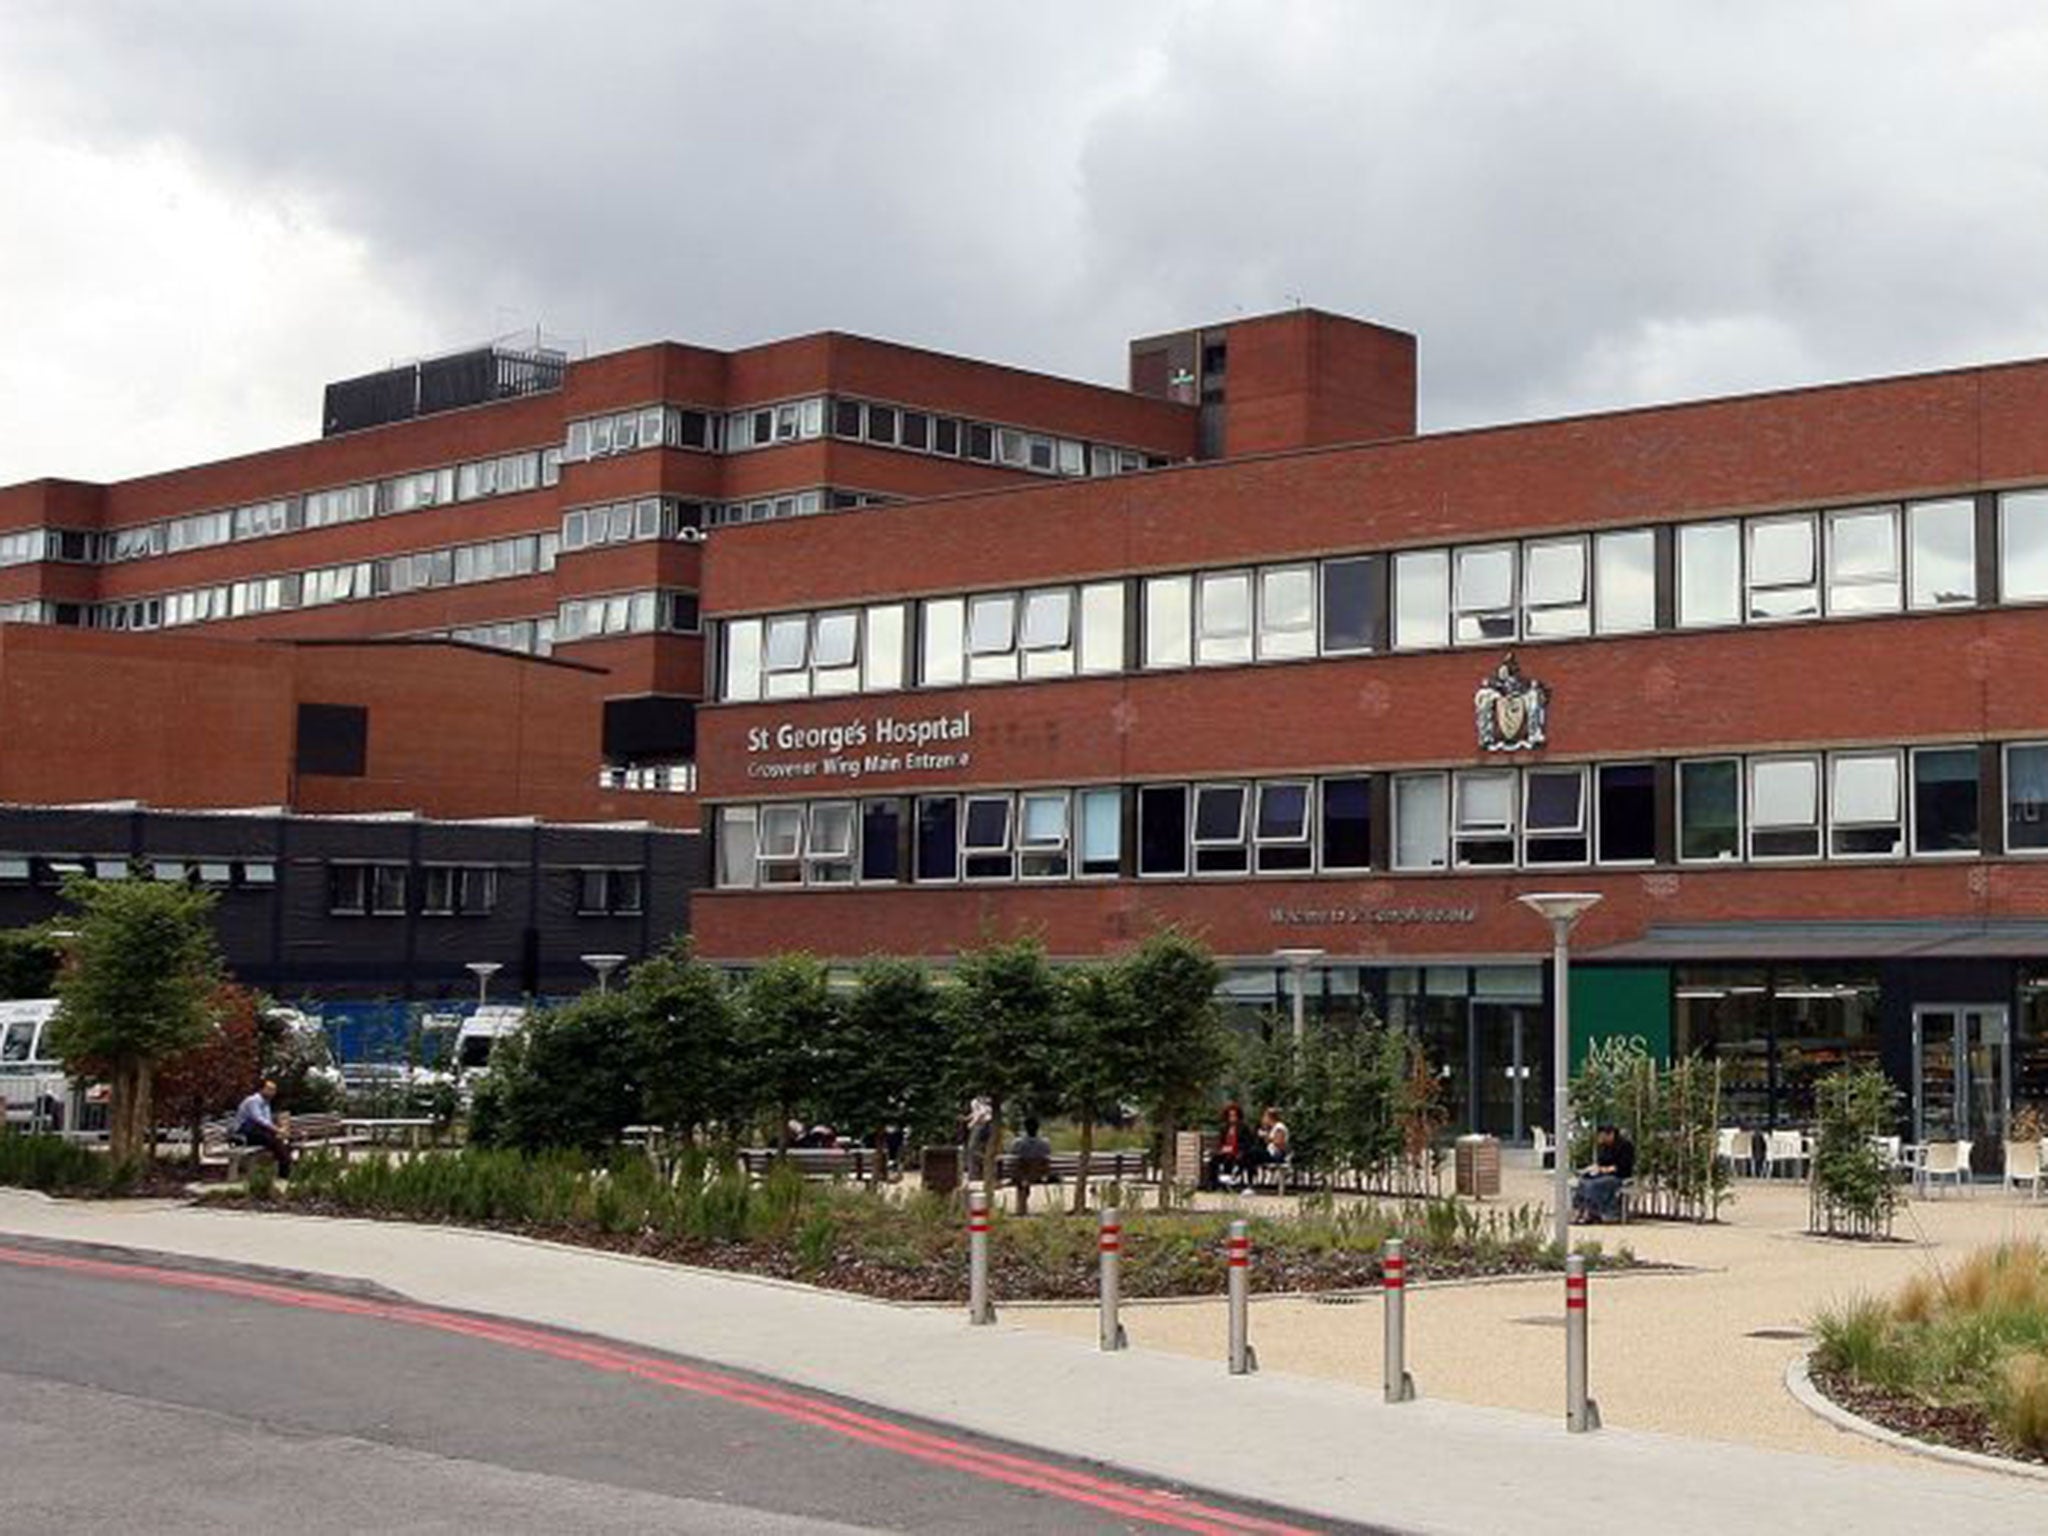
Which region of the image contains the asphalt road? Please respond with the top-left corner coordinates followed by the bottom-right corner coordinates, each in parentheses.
top-left (0, 1240), bottom-right (1351, 1534)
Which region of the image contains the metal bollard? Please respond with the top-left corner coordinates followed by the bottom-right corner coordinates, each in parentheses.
top-left (1226, 1219), bottom-right (1258, 1374)
top-left (967, 1184), bottom-right (994, 1326)
top-left (1098, 1207), bottom-right (1128, 1351)
top-left (1382, 1238), bottom-right (1417, 1402)
top-left (1565, 1254), bottom-right (1600, 1431)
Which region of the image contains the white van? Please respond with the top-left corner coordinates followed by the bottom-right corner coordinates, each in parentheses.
top-left (453, 1004), bottom-right (529, 1074)
top-left (0, 999), bottom-right (73, 1131)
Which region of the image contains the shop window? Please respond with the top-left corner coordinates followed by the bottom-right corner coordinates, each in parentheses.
top-left (864, 605), bottom-right (905, 691)
top-left (1748, 755), bottom-right (1821, 859)
top-left (966, 593), bottom-right (1019, 682)
top-left (1679, 758), bottom-right (1742, 862)
top-left (2005, 743), bottom-right (2048, 852)
top-left (1138, 785), bottom-right (1189, 876)
top-left (921, 598), bottom-right (965, 686)
top-left (1908, 498), bottom-right (1976, 609)
top-left (1196, 571), bottom-right (1253, 665)
top-left (1522, 537), bottom-right (1589, 639)
top-left (860, 798), bottom-right (901, 884)
top-left (1392, 773), bottom-right (1448, 870)
top-left (915, 796), bottom-right (959, 881)
top-left (1319, 777), bottom-right (1372, 870)
top-left (1320, 556), bottom-right (1378, 654)
top-left (1678, 521), bottom-right (1741, 628)
top-left (1828, 751), bottom-right (1903, 858)
top-left (1910, 747), bottom-right (1979, 856)
top-left (1453, 544), bottom-right (1516, 645)
top-left (1191, 783), bottom-right (1249, 873)
top-left (762, 615), bottom-right (811, 699)
top-left (1452, 769), bottom-right (1516, 866)
top-left (1018, 589), bottom-right (1075, 678)
top-left (718, 808), bottom-right (759, 887)
top-left (1143, 575), bottom-right (1193, 668)
top-left (756, 805), bottom-right (806, 887)
top-left (804, 802), bottom-right (856, 884)
top-left (1018, 792), bottom-right (1071, 879)
top-left (1256, 565), bottom-right (1316, 659)
top-left (1524, 766), bottom-right (1589, 864)
top-left (1746, 515), bottom-right (1818, 621)
top-left (1825, 507), bottom-right (1901, 615)
top-left (962, 794), bottom-right (1014, 880)
top-left (1077, 787), bottom-right (1122, 878)
top-left (2000, 489), bottom-right (2048, 602)
top-left (1596, 762), bottom-right (1657, 864)
top-left (811, 611), bottom-right (861, 695)
top-left (1392, 549), bottom-right (1449, 650)
top-left (1077, 583), bottom-right (1125, 674)
top-left (1254, 780), bottom-right (1313, 872)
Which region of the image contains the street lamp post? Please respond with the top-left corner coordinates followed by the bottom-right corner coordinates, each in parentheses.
top-left (1273, 948), bottom-right (1326, 1049)
top-left (1517, 892), bottom-right (1603, 1254)
top-left (464, 961), bottom-right (502, 1009)
top-left (581, 953), bottom-right (627, 995)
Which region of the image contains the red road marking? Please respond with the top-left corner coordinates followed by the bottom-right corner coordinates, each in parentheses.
top-left (0, 1244), bottom-right (1317, 1535)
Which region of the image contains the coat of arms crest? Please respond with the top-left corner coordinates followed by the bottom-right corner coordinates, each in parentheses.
top-left (1474, 652), bottom-right (1548, 752)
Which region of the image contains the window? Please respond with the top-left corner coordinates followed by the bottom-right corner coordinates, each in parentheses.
top-left (1746, 515), bottom-right (1818, 620)
top-left (864, 605), bottom-right (905, 691)
top-left (915, 796), bottom-right (958, 881)
top-left (1018, 792), bottom-right (1070, 879)
top-left (1679, 759), bottom-right (1741, 862)
top-left (0, 856), bottom-right (30, 884)
top-left (1191, 783), bottom-right (1249, 873)
top-left (2005, 743), bottom-right (2048, 852)
top-left (1596, 763), bottom-right (1656, 864)
top-left (1392, 773), bottom-right (1448, 870)
top-left (241, 861), bottom-right (278, 888)
top-left (1138, 785), bottom-right (1189, 876)
top-left (966, 593), bottom-right (1019, 682)
top-left (962, 794), bottom-right (1014, 880)
top-left (1077, 787), bottom-right (1121, 877)
top-left (1453, 544), bottom-right (1517, 644)
top-left (811, 611), bottom-right (861, 696)
top-left (1592, 529), bottom-right (1656, 634)
top-left (1316, 777), bottom-right (1371, 870)
top-left (1018, 588), bottom-right (1074, 677)
top-left (1078, 582), bottom-right (1124, 674)
top-left (1392, 550), bottom-right (1449, 650)
top-left (422, 867), bottom-right (458, 914)
top-left (1908, 498), bottom-right (1976, 609)
top-left (1452, 769), bottom-right (1516, 866)
top-left (723, 618), bottom-right (763, 701)
top-left (762, 615), bottom-right (810, 699)
top-left (328, 863), bottom-right (403, 916)
top-left (1911, 747), bottom-right (1979, 856)
top-left (575, 867), bottom-right (643, 914)
top-left (1524, 766), bottom-right (1589, 864)
top-left (807, 802), bottom-right (857, 884)
top-left (2001, 490), bottom-right (2048, 602)
top-left (719, 808), bottom-right (759, 887)
top-left (1826, 507), bottom-right (1901, 615)
top-left (921, 598), bottom-right (965, 686)
top-left (1256, 566), bottom-right (1316, 660)
top-left (1320, 557), bottom-right (1377, 654)
top-left (1678, 522), bottom-right (1740, 627)
top-left (1828, 752), bottom-right (1902, 858)
top-left (1143, 575), bottom-right (1192, 668)
top-left (1748, 755), bottom-right (1820, 859)
top-left (860, 799), bottom-right (900, 881)
top-left (1523, 538), bottom-right (1589, 639)
top-left (1254, 780), bottom-right (1313, 871)
top-left (1196, 571), bottom-right (1253, 664)
top-left (372, 865), bottom-right (408, 915)
top-left (757, 805), bottom-right (806, 887)
top-left (91, 858), bottom-right (130, 881)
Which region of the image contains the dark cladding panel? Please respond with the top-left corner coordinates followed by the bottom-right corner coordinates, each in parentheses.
top-left (418, 349), bottom-right (500, 415)
top-left (296, 704), bottom-right (368, 778)
top-left (323, 367), bottom-right (419, 436)
top-left (603, 696), bottom-right (696, 760)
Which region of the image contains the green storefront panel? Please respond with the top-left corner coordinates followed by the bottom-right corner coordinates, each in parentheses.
top-left (1569, 966), bottom-right (1671, 1069)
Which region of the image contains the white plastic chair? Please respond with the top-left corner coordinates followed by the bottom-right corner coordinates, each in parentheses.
top-left (1763, 1129), bottom-right (1806, 1179)
top-left (2003, 1138), bottom-right (2044, 1198)
top-left (1531, 1125), bottom-right (1553, 1169)
top-left (1716, 1127), bottom-right (1751, 1176)
top-left (1920, 1139), bottom-right (1972, 1195)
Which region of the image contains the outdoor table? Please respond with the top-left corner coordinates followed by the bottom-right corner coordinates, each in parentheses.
top-left (341, 1116), bottom-right (438, 1151)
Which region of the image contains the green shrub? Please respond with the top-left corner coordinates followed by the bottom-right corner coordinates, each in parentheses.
top-left (0, 1130), bottom-right (117, 1193)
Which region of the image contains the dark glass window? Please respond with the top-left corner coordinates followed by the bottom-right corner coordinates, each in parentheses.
top-left (1320, 557), bottom-right (1376, 653)
top-left (857, 800), bottom-right (899, 882)
top-left (576, 869), bottom-right (608, 914)
top-left (832, 399), bottom-right (864, 438)
top-left (933, 418), bottom-right (962, 456)
top-left (865, 405), bottom-right (898, 446)
top-left (1679, 759), bottom-right (1741, 861)
top-left (750, 410), bottom-right (773, 446)
top-left (900, 412), bottom-right (930, 451)
top-left (327, 865), bottom-right (368, 915)
top-left (965, 423), bottom-right (995, 462)
top-left (1912, 749), bottom-right (1978, 855)
top-left (1597, 763), bottom-right (1657, 863)
top-left (612, 869), bottom-right (643, 915)
top-left (915, 796), bottom-right (958, 881)
top-left (1138, 785), bottom-right (1188, 876)
top-left (678, 410), bottom-right (711, 449)
top-left (1319, 778), bottom-right (1371, 869)
top-left (2007, 745), bottom-right (2048, 852)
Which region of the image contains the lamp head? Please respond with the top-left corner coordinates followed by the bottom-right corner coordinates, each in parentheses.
top-left (1517, 892), bottom-right (1603, 933)
top-left (1272, 947), bottom-right (1327, 969)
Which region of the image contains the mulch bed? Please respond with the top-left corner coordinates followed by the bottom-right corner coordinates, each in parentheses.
top-left (1810, 1362), bottom-right (2048, 1469)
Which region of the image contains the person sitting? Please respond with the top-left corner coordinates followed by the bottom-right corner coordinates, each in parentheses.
top-left (233, 1078), bottom-right (292, 1179)
top-left (1209, 1102), bottom-right (1250, 1189)
top-left (1572, 1124), bottom-right (1635, 1223)
top-left (1007, 1116), bottom-right (1057, 1211)
top-left (1256, 1107), bottom-right (1291, 1182)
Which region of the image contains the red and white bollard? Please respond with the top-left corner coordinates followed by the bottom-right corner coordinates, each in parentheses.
top-left (967, 1184), bottom-right (994, 1326)
top-left (1565, 1254), bottom-right (1599, 1431)
top-left (1226, 1219), bottom-right (1257, 1374)
top-left (1383, 1237), bottom-right (1417, 1402)
top-left (1098, 1207), bottom-right (1127, 1351)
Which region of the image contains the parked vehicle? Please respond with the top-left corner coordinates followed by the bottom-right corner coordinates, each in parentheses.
top-left (453, 1005), bottom-right (529, 1074)
top-left (0, 999), bottom-right (81, 1132)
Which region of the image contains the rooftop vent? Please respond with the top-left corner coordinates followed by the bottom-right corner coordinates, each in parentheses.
top-left (322, 341), bottom-right (568, 437)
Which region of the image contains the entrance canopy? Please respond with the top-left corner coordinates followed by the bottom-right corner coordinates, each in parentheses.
top-left (1584, 920), bottom-right (2048, 964)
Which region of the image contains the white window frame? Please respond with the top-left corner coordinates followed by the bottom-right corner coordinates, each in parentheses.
top-left (1522, 764), bottom-right (1590, 866)
top-left (1392, 549), bottom-right (1450, 651)
top-left (2002, 741), bottom-right (2048, 856)
top-left (1255, 564), bottom-right (1317, 660)
top-left (1452, 543), bottom-right (1518, 646)
top-left (1747, 754), bottom-right (1822, 861)
top-left (1196, 570), bottom-right (1254, 665)
top-left (1908, 744), bottom-right (1980, 859)
top-left (1522, 536), bottom-right (1590, 639)
top-left (1392, 772), bottom-right (1450, 871)
top-left (1746, 514), bottom-right (1820, 622)
top-left (1826, 749), bottom-right (1903, 860)
top-left (1824, 506), bottom-right (1902, 616)
top-left (1452, 768), bottom-right (1518, 868)
top-left (1677, 756), bottom-right (1744, 864)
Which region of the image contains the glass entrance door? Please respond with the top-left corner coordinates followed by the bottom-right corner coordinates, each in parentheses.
top-left (1913, 1006), bottom-right (2011, 1172)
top-left (1473, 1002), bottom-right (1541, 1141)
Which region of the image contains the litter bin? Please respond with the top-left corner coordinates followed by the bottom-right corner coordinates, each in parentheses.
top-left (922, 1145), bottom-right (961, 1197)
top-left (1454, 1134), bottom-right (1501, 1198)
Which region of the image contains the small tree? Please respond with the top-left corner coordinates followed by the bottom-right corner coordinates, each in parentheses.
top-left (48, 877), bottom-right (222, 1165)
top-left (1810, 1066), bottom-right (1901, 1239)
top-left (738, 954), bottom-right (838, 1148)
top-left (154, 983), bottom-right (263, 1166)
top-left (470, 991), bottom-right (640, 1154)
top-left (628, 941), bottom-right (742, 1146)
top-left (0, 926), bottom-right (62, 1000)
top-left (1119, 929), bottom-right (1226, 1208)
top-left (822, 957), bottom-right (946, 1183)
top-left (946, 936), bottom-right (1062, 1188)
top-left (1052, 961), bottom-right (1150, 1212)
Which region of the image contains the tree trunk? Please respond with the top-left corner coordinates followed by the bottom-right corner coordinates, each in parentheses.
top-left (188, 1111), bottom-right (204, 1171)
top-left (1070, 1117), bottom-right (1094, 1214)
top-left (871, 1127), bottom-right (888, 1189)
top-left (108, 1060), bottom-right (153, 1168)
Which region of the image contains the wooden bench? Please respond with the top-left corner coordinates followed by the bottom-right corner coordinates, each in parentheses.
top-left (737, 1146), bottom-right (885, 1182)
top-left (200, 1111), bottom-right (370, 1179)
top-left (992, 1150), bottom-right (1153, 1208)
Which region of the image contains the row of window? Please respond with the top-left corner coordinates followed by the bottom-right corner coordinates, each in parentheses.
top-left (560, 395), bottom-right (1169, 480)
top-left (554, 589), bottom-right (700, 642)
top-left (710, 740), bottom-right (2048, 888)
top-left (442, 616), bottom-right (557, 656)
top-left (327, 863), bottom-right (644, 917)
top-left (700, 488), bottom-right (897, 527)
top-left (0, 855), bottom-right (276, 888)
top-left (560, 498), bottom-right (705, 552)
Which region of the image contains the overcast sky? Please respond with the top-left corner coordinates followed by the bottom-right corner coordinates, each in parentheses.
top-left (5, 2), bottom-right (2048, 486)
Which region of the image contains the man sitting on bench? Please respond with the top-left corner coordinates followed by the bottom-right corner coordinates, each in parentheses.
top-left (1008, 1116), bottom-right (1057, 1212)
top-left (1572, 1124), bottom-right (1634, 1224)
top-left (234, 1078), bottom-right (293, 1179)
